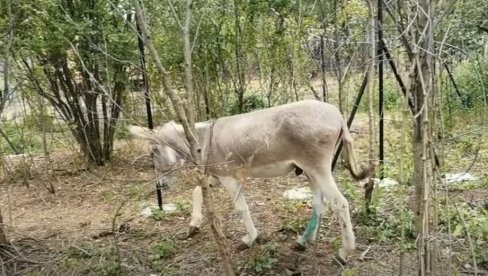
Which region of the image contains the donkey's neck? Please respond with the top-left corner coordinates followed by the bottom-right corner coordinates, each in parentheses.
top-left (168, 120), bottom-right (212, 151)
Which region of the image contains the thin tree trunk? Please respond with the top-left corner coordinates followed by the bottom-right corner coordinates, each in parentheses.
top-left (233, 0), bottom-right (246, 113)
top-left (1, 0), bottom-right (13, 114)
top-left (320, 35), bottom-right (329, 102)
top-left (39, 96), bottom-right (55, 193)
top-left (0, 207), bottom-right (7, 245)
top-left (183, 0), bottom-right (198, 159)
top-left (410, 0), bottom-right (436, 273)
top-left (200, 177), bottom-right (236, 275)
top-left (366, 0), bottom-right (376, 164)
top-left (333, 0), bottom-right (344, 112)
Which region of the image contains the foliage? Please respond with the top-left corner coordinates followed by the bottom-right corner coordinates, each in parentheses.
top-left (440, 0), bottom-right (488, 55)
top-left (95, 261), bottom-right (122, 276)
top-left (451, 56), bottom-right (488, 110)
top-left (3, 0), bottom-right (138, 165)
top-left (152, 238), bottom-right (176, 259)
top-left (438, 196), bottom-right (488, 264)
top-left (114, 123), bottom-right (130, 140)
top-left (342, 267), bottom-right (359, 276)
top-left (355, 185), bottom-right (416, 249)
top-left (66, 244), bottom-right (98, 259)
top-left (281, 217), bottom-right (307, 234)
top-left (150, 208), bottom-right (166, 221)
top-left (149, 200), bottom-right (189, 221)
top-left (226, 95), bottom-right (266, 115)
top-left (0, 121), bottom-right (43, 154)
top-left (238, 242), bottom-right (278, 274)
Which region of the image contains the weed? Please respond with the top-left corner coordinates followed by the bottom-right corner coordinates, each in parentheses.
top-left (66, 244), bottom-right (97, 259)
top-left (356, 201), bottom-right (416, 248)
top-left (24, 272), bottom-right (44, 276)
top-left (114, 123), bottom-right (129, 139)
top-left (174, 198), bottom-right (190, 212)
top-left (330, 237), bottom-right (342, 252)
top-left (0, 121), bottom-right (43, 154)
top-left (342, 267), bottom-right (358, 276)
top-left (150, 208), bottom-right (166, 221)
top-left (239, 242), bottom-right (279, 274)
top-left (439, 200), bottom-right (488, 264)
top-left (281, 217), bottom-right (307, 234)
top-left (151, 263), bottom-right (180, 276)
top-left (282, 201), bottom-right (308, 213)
top-left (95, 261), bottom-right (121, 276)
top-left (153, 238), bottom-right (176, 259)
top-left (149, 200), bottom-right (188, 222)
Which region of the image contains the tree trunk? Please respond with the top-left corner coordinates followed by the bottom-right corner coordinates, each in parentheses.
top-left (183, 0), bottom-right (199, 159)
top-left (366, 0), bottom-right (376, 163)
top-left (233, 0), bottom-right (246, 113)
top-left (0, 207), bottom-right (7, 245)
top-left (320, 35), bottom-right (329, 102)
top-left (1, 0), bottom-right (13, 114)
top-left (409, 0), bottom-right (436, 274)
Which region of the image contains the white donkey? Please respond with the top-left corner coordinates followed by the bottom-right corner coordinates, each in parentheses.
top-left (129, 99), bottom-right (372, 261)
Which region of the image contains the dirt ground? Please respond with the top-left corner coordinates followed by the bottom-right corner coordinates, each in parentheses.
top-left (1, 117), bottom-right (487, 276)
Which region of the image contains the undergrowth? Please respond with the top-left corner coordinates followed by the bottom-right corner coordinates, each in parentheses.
top-left (238, 242), bottom-right (279, 275)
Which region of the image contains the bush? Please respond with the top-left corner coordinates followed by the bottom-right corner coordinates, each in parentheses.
top-left (153, 238), bottom-right (176, 259)
top-left (356, 75), bottom-right (404, 113)
top-left (238, 242), bottom-right (278, 274)
top-left (0, 121), bottom-right (43, 154)
top-left (451, 56), bottom-right (488, 110)
top-left (226, 95), bottom-right (266, 115)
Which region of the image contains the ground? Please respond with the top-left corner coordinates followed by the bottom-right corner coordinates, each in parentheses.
top-left (0, 113), bottom-right (487, 276)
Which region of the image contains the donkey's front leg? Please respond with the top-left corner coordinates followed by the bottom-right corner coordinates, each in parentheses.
top-left (220, 176), bottom-right (258, 247)
top-left (187, 185), bottom-right (203, 237)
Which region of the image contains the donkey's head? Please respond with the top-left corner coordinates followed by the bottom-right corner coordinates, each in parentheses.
top-left (128, 125), bottom-right (187, 173)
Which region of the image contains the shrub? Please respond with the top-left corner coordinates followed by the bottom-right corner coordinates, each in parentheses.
top-left (451, 56), bottom-right (488, 110)
top-left (226, 95), bottom-right (265, 115)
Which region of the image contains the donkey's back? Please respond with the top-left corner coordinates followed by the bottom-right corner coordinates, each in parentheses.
top-left (205, 100), bottom-right (346, 177)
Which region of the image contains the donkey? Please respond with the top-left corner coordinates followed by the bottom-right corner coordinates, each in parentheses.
top-left (128, 99), bottom-right (372, 261)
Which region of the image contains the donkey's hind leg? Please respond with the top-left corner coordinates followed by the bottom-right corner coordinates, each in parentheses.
top-left (318, 169), bottom-right (356, 262)
top-left (296, 179), bottom-right (326, 249)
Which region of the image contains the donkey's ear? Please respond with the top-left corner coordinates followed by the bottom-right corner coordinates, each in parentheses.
top-left (127, 125), bottom-right (158, 143)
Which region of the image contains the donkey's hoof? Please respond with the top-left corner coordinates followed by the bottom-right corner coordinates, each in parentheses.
top-left (187, 226), bottom-right (201, 238)
top-left (241, 232), bottom-right (258, 247)
top-left (256, 233), bottom-right (269, 244)
top-left (333, 253), bottom-right (347, 266)
top-left (293, 241), bottom-right (308, 252)
top-left (334, 248), bottom-right (349, 266)
top-left (236, 242), bottom-right (250, 252)
top-left (177, 226), bottom-right (201, 240)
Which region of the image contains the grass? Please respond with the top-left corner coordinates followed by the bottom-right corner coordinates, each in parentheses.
top-left (238, 242), bottom-right (279, 274)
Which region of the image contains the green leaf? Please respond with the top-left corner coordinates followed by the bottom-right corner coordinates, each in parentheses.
top-left (454, 224), bottom-right (463, 236)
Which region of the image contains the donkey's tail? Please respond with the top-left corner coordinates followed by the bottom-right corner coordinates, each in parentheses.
top-left (340, 120), bottom-right (374, 180)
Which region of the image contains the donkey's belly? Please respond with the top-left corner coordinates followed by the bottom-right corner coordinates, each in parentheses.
top-left (246, 161), bottom-right (296, 178)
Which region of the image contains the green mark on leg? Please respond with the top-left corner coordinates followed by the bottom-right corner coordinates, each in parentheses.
top-left (297, 211), bottom-right (318, 246)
